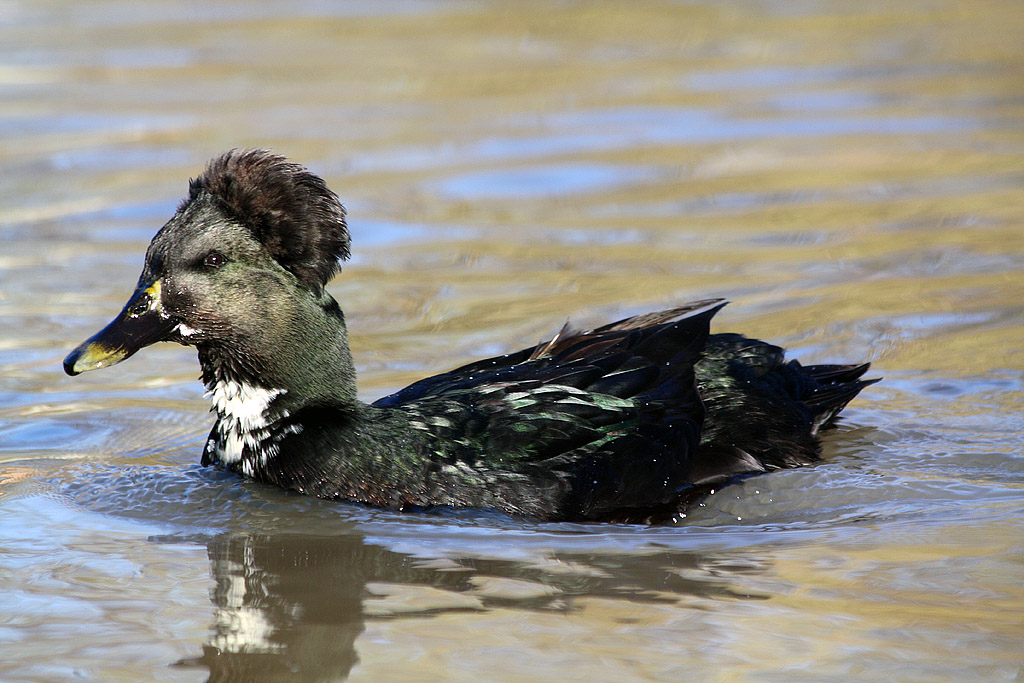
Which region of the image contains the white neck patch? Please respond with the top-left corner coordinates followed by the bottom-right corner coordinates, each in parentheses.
top-left (207, 380), bottom-right (285, 431)
top-left (206, 380), bottom-right (287, 471)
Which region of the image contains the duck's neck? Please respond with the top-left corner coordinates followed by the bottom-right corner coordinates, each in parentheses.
top-left (198, 291), bottom-right (363, 472)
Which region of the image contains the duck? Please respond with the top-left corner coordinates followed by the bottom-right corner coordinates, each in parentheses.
top-left (63, 149), bottom-right (878, 524)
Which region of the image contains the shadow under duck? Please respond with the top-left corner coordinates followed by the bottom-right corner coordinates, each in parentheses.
top-left (63, 149), bottom-right (878, 524)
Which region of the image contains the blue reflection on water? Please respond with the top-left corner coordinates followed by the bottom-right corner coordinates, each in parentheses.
top-left (437, 163), bottom-right (655, 199)
top-left (360, 106), bottom-right (977, 176)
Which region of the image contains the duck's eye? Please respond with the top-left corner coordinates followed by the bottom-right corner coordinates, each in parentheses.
top-left (203, 252), bottom-right (227, 268)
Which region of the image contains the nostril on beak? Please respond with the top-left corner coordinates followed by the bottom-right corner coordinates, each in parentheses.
top-left (128, 300), bottom-right (149, 317)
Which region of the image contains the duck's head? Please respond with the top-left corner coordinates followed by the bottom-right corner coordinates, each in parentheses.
top-left (63, 149), bottom-right (351, 385)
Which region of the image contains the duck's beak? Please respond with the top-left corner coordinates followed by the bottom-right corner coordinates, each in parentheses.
top-left (63, 280), bottom-right (178, 376)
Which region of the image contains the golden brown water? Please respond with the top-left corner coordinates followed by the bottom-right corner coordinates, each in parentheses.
top-left (1, 1), bottom-right (1022, 680)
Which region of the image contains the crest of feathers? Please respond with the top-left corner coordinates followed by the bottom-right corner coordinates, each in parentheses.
top-left (187, 149), bottom-right (350, 291)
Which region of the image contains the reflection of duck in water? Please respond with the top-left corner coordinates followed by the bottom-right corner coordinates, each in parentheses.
top-left (181, 532), bottom-right (371, 682)
top-left (179, 529), bottom-right (765, 680)
top-left (64, 150), bottom-right (877, 523)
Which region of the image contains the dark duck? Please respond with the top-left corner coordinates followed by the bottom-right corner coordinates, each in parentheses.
top-left (63, 150), bottom-right (878, 524)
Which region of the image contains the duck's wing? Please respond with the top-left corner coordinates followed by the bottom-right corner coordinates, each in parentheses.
top-left (373, 299), bottom-right (727, 521)
top-left (373, 298), bottom-right (727, 407)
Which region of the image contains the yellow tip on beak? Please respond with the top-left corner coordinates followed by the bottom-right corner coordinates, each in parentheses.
top-left (63, 279), bottom-right (176, 376)
top-left (63, 341), bottom-right (129, 376)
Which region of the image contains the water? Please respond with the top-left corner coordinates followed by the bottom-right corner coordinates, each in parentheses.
top-left (2, 0), bottom-right (1023, 680)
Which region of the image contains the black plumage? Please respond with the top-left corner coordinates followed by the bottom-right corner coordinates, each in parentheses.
top-left (63, 150), bottom-right (879, 524)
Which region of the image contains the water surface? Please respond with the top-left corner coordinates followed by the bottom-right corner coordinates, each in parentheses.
top-left (1, 1), bottom-right (1023, 680)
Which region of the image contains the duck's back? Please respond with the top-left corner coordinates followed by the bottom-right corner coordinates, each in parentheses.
top-left (371, 300), bottom-right (725, 521)
top-left (370, 299), bottom-right (877, 522)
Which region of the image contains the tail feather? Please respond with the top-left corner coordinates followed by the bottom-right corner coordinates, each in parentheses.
top-left (805, 362), bottom-right (872, 384)
top-left (806, 374), bottom-right (881, 433)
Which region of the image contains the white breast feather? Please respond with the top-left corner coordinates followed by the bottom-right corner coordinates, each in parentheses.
top-left (206, 380), bottom-right (287, 469)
